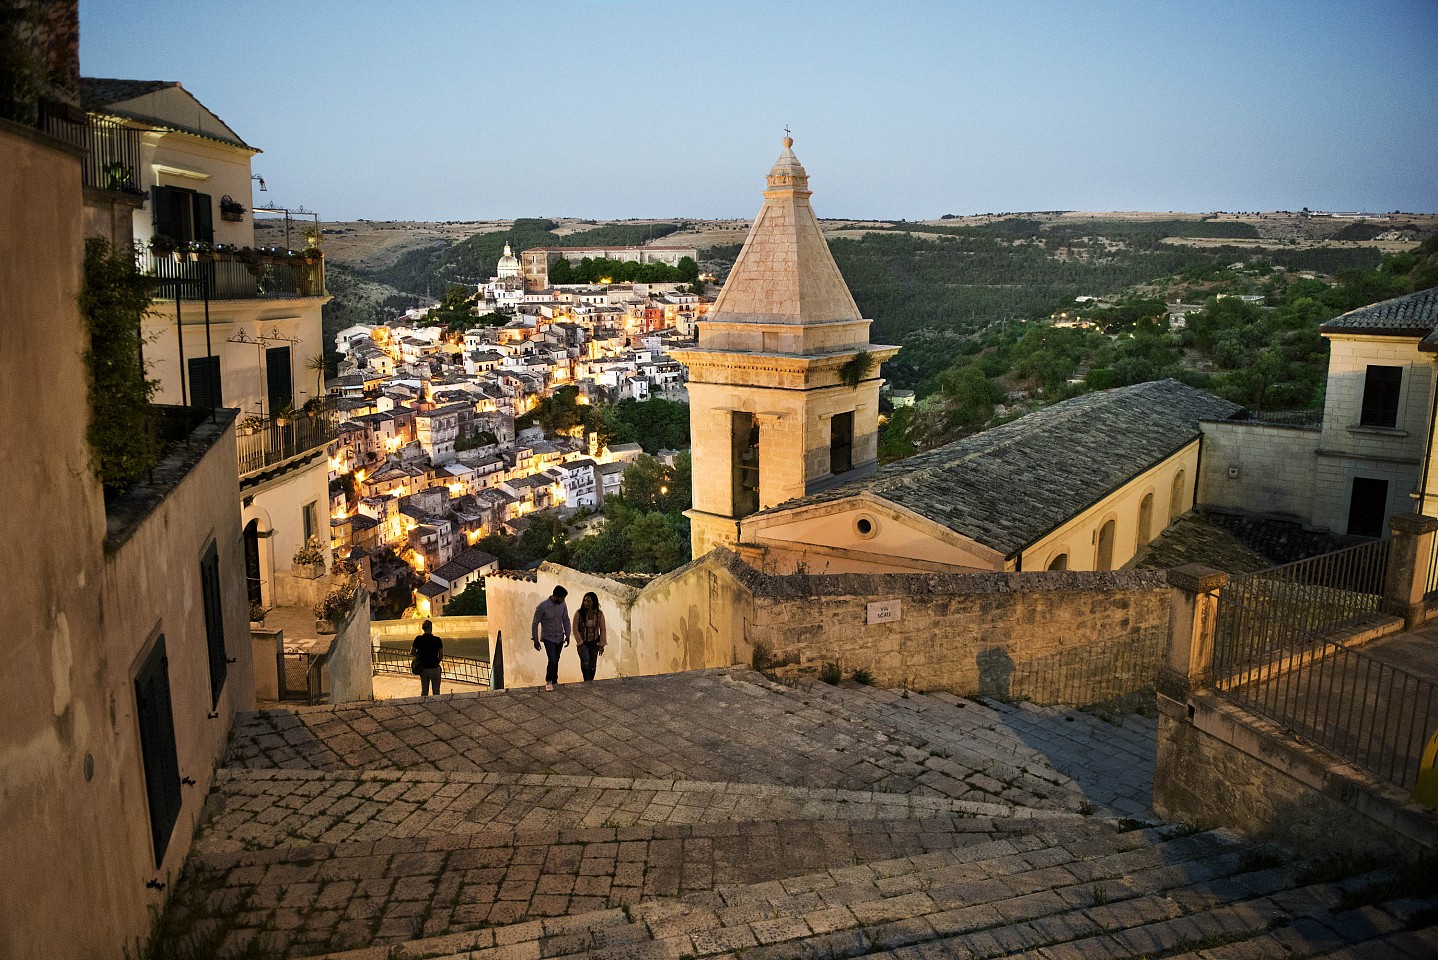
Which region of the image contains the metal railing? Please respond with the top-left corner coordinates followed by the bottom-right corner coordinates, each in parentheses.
top-left (237, 415), bottom-right (338, 477)
top-left (38, 108), bottom-right (144, 195)
top-left (1213, 538), bottom-right (1390, 669)
top-left (1207, 538), bottom-right (1438, 788)
top-left (1235, 408), bottom-right (1324, 429)
top-left (1213, 598), bottom-right (1438, 788)
top-left (145, 251), bottom-right (324, 301)
top-left (373, 648), bottom-right (492, 686)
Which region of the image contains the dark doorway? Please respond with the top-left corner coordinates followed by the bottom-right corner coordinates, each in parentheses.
top-left (1347, 477), bottom-right (1389, 538)
top-left (243, 519), bottom-right (262, 606)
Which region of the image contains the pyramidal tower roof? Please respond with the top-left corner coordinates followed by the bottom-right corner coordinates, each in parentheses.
top-left (709, 136), bottom-right (863, 326)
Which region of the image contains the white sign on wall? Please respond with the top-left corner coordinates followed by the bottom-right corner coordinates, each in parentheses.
top-left (867, 599), bottom-right (902, 625)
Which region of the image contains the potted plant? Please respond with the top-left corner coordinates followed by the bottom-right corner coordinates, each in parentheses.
top-left (292, 535), bottom-right (327, 579)
top-left (219, 195), bottom-right (245, 222)
top-left (148, 234), bottom-right (178, 260)
top-left (312, 572), bottom-right (359, 634)
top-left (249, 602), bottom-right (267, 626)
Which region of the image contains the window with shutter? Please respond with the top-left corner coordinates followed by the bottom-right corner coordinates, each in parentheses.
top-left (134, 638), bottom-right (182, 866)
top-left (187, 355), bottom-right (222, 410)
top-left (1360, 365), bottom-right (1402, 428)
top-left (266, 346), bottom-right (293, 416)
top-left (193, 192), bottom-right (214, 244)
top-left (200, 541), bottom-right (227, 708)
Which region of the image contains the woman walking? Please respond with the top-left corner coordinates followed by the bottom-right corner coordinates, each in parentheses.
top-left (572, 591), bottom-right (607, 682)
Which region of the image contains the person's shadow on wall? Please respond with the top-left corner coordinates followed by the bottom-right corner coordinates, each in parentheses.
top-left (976, 646), bottom-right (1015, 700)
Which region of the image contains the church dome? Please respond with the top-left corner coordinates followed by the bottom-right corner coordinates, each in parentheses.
top-left (496, 242), bottom-right (520, 279)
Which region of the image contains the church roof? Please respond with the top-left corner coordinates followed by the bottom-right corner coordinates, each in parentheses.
top-left (707, 137), bottom-right (863, 326)
top-left (757, 379), bottom-right (1241, 558)
top-left (1320, 286), bottom-right (1438, 339)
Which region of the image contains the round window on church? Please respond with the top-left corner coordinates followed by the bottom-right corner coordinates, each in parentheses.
top-left (854, 514), bottom-right (878, 539)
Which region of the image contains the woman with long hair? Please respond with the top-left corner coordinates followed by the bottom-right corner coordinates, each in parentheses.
top-left (572, 591), bottom-right (606, 682)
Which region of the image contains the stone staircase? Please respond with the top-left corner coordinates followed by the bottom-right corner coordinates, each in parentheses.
top-left (158, 669), bottom-right (1438, 959)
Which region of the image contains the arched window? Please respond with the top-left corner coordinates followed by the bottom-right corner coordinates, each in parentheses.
top-left (1138, 492), bottom-right (1154, 546)
top-left (1096, 518), bottom-right (1116, 571)
top-left (1170, 469), bottom-right (1187, 521)
top-left (1047, 553), bottom-right (1069, 571)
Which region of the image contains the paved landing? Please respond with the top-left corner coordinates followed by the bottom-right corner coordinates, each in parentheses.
top-left (157, 668), bottom-right (1435, 959)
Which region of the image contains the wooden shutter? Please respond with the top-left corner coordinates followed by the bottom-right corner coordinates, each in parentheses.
top-left (192, 192), bottom-right (214, 244)
top-left (134, 638), bottom-right (182, 866)
top-left (266, 346), bottom-right (293, 415)
top-left (187, 355), bottom-right (222, 410)
top-left (200, 541), bottom-right (228, 708)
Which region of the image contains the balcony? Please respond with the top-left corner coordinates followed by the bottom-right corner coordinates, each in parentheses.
top-left (39, 107), bottom-right (144, 196)
top-left (145, 249), bottom-right (325, 302)
top-left (237, 404), bottom-right (340, 485)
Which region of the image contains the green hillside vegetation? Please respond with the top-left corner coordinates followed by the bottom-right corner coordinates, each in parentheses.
top-left (885, 231), bottom-right (1438, 455)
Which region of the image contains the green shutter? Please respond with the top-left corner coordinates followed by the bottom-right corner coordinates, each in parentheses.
top-left (193, 192), bottom-right (214, 244)
top-left (266, 346), bottom-right (293, 415)
top-left (135, 639), bottom-right (182, 866)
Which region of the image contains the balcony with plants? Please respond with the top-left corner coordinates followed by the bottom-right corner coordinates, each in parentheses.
top-left (145, 237), bottom-right (326, 303)
top-left (236, 396), bottom-right (341, 485)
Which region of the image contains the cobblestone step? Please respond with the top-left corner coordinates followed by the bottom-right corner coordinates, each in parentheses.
top-left (195, 768), bottom-right (1070, 855)
top-left (736, 675), bottom-right (1095, 813)
top-left (223, 670), bottom-right (1067, 810)
top-left (176, 810), bottom-right (1073, 957)
top-left (299, 829), bottom-right (1433, 960)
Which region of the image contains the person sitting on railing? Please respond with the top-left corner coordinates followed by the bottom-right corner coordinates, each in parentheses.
top-left (412, 619), bottom-right (444, 696)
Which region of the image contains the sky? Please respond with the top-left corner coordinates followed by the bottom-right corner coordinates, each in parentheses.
top-left (78, 0), bottom-right (1438, 222)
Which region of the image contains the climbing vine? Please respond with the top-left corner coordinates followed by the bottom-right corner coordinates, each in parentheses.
top-left (839, 350), bottom-right (875, 389)
top-left (82, 237), bottom-right (159, 490)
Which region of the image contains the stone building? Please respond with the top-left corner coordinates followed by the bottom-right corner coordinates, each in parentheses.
top-left (740, 379), bottom-right (1239, 574)
top-left (673, 137), bottom-right (899, 558)
top-left (2, 13), bottom-right (254, 954)
top-left (519, 243), bottom-right (698, 290)
top-left (1198, 286), bottom-right (1438, 536)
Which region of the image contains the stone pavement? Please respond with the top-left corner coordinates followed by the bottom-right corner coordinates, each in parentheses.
top-left (158, 668), bottom-right (1437, 958)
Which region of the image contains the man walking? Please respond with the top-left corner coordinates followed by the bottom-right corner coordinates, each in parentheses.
top-left (412, 619), bottom-right (444, 696)
top-left (531, 585), bottom-right (570, 691)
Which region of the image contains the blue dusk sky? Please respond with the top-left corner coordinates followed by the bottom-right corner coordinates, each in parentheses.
top-left (78, 0), bottom-right (1438, 222)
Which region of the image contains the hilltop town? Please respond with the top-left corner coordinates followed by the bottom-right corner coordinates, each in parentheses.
top-left (326, 241), bottom-right (709, 616)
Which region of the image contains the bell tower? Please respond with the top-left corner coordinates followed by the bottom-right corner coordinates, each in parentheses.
top-left (674, 136), bottom-right (899, 558)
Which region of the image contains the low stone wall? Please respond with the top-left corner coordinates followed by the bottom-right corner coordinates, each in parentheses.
top-left (1154, 690), bottom-right (1438, 860)
top-left (371, 615), bottom-right (488, 644)
top-left (327, 590), bottom-right (374, 704)
top-left (735, 562), bottom-right (1173, 704)
top-left (485, 550), bottom-right (1171, 703)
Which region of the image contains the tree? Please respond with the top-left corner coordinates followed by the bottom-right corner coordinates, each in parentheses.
top-left (443, 580), bottom-right (487, 615)
top-left (548, 257), bottom-right (574, 284)
top-left (676, 256), bottom-right (699, 282)
top-left (306, 352), bottom-right (328, 395)
top-left (624, 512), bottom-right (687, 573)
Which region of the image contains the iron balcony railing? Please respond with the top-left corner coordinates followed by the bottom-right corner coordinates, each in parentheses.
top-left (145, 251), bottom-right (325, 302)
top-left (38, 108), bottom-right (144, 195)
top-left (236, 414), bottom-right (338, 478)
top-left (373, 648), bottom-right (492, 687)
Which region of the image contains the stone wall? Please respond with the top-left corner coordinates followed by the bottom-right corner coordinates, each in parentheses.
top-left (1155, 691), bottom-right (1438, 860)
top-left (485, 560), bottom-right (745, 689)
top-left (737, 564), bottom-right (1173, 704)
top-left (485, 550), bottom-right (1171, 705)
top-left (1197, 421), bottom-right (1319, 523)
top-left (327, 589), bottom-right (374, 704)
